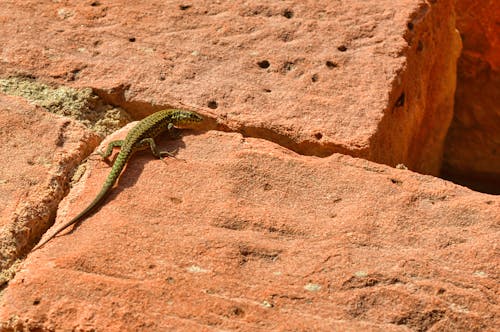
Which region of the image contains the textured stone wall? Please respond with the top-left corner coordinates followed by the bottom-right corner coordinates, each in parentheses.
top-left (442, 0), bottom-right (500, 193)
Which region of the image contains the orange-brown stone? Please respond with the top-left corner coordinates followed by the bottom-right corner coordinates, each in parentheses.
top-left (0, 0), bottom-right (460, 175)
top-left (0, 1), bottom-right (497, 331)
top-left (1, 128), bottom-right (499, 331)
top-left (442, 0), bottom-right (500, 194)
top-left (0, 93), bottom-right (99, 275)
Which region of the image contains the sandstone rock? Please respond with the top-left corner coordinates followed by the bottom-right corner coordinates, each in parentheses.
top-left (0, 0), bottom-right (460, 175)
top-left (1, 129), bottom-right (498, 331)
top-left (0, 1), bottom-right (497, 331)
top-left (442, 0), bottom-right (500, 194)
top-left (0, 93), bottom-right (99, 282)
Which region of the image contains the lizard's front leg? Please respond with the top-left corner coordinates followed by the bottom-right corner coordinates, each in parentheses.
top-left (165, 122), bottom-right (181, 139)
top-left (97, 140), bottom-right (124, 158)
top-left (96, 140), bottom-right (124, 165)
top-left (138, 137), bottom-right (177, 160)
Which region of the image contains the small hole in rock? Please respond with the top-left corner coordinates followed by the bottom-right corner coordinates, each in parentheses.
top-left (436, 288), bottom-right (446, 295)
top-left (257, 60), bottom-right (270, 69)
top-left (326, 61), bottom-right (338, 69)
top-left (169, 197), bottom-right (182, 204)
top-left (395, 93), bottom-right (405, 108)
top-left (128, 37), bottom-right (136, 42)
top-left (417, 40), bottom-right (424, 52)
top-left (179, 5), bottom-right (191, 10)
top-left (69, 68), bottom-right (81, 81)
top-left (337, 45), bottom-right (347, 52)
top-left (279, 32), bottom-right (293, 42)
top-left (263, 88), bottom-right (272, 93)
top-left (407, 22), bottom-right (414, 30)
top-left (207, 100), bottom-right (218, 109)
top-left (232, 306), bottom-right (245, 316)
top-left (33, 299), bottom-right (41, 306)
top-left (390, 178), bottom-right (403, 185)
top-left (283, 9), bottom-right (294, 19)
top-left (314, 132), bottom-right (323, 140)
top-left (283, 61), bottom-right (294, 71)
top-left (90, 1), bottom-right (100, 6)
top-left (311, 73), bottom-right (319, 82)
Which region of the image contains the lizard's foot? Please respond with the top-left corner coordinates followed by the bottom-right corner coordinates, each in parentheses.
top-left (158, 149), bottom-right (179, 163)
top-left (160, 148), bottom-right (178, 158)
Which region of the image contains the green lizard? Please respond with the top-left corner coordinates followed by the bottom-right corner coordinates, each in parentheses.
top-left (33, 109), bottom-right (203, 250)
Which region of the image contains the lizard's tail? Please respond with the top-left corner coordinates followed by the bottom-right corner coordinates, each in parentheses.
top-left (33, 151), bottom-right (130, 251)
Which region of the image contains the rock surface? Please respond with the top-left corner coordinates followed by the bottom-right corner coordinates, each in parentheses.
top-left (0, 94), bottom-right (99, 281)
top-left (0, 0), bottom-right (460, 175)
top-left (1, 129), bottom-right (499, 331)
top-left (0, 0), bottom-right (498, 331)
top-left (442, 0), bottom-right (500, 194)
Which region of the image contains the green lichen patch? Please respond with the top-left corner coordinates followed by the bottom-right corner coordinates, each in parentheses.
top-left (0, 76), bottom-right (131, 137)
top-left (0, 259), bottom-right (21, 287)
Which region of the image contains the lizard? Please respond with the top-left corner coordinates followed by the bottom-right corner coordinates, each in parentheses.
top-left (33, 109), bottom-right (203, 250)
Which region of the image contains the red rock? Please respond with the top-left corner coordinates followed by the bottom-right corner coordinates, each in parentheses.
top-left (0, 0), bottom-right (460, 175)
top-left (1, 129), bottom-right (499, 331)
top-left (442, 0), bottom-right (500, 193)
top-left (0, 1), bottom-right (497, 331)
top-left (0, 94), bottom-right (99, 279)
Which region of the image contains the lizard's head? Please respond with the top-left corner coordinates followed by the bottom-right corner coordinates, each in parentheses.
top-left (169, 109), bottom-right (204, 127)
